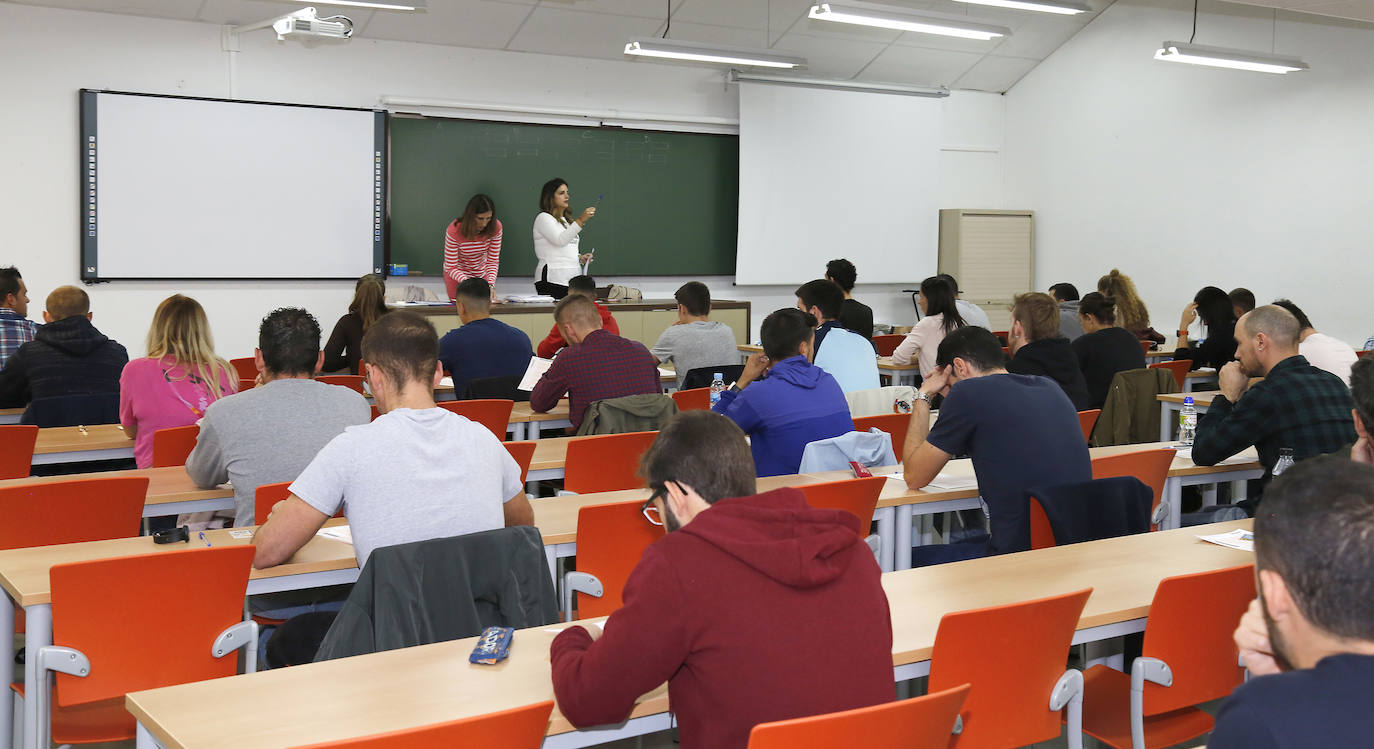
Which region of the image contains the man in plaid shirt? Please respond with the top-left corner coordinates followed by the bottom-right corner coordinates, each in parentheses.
top-left (530, 295), bottom-right (660, 431)
top-left (0, 267), bottom-right (37, 367)
top-left (1192, 305), bottom-right (1355, 487)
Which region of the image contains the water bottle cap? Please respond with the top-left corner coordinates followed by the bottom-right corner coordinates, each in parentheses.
top-left (713, 373), bottom-right (722, 379)
top-left (1183, 396), bottom-right (1194, 405)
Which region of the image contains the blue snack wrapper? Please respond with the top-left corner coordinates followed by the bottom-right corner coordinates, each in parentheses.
top-left (469, 626), bottom-right (514, 665)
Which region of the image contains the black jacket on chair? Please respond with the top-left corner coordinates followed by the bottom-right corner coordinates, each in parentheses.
top-left (0, 316), bottom-right (127, 416)
top-left (314, 525), bottom-right (559, 661)
top-left (1026, 476), bottom-right (1152, 546)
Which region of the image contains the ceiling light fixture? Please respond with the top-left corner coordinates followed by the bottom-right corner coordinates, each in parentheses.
top-left (624, 38), bottom-right (806, 69)
top-left (808, 3), bottom-right (1011, 40)
top-left (274, 0), bottom-right (425, 9)
top-left (950, 0), bottom-right (1088, 15)
top-left (727, 69), bottom-right (949, 97)
top-left (1153, 41), bottom-right (1307, 74)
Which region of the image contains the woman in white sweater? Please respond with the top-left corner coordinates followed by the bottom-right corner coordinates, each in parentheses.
top-left (891, 275), bottom-right (967, 378)
top-left (533, 177), bottom-right (596, 297)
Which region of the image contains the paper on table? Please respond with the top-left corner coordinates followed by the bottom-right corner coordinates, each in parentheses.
top-left (924, 473), bottom-right (979, 491)
top-left (439, 376), bottom-right (453, 389)
top-left (544, 621), bottom-right (606, 634)
top-left (316, 526), bottom-right (353, 545)
top-left (1174, 447), bottom-right (1256, 466)
top-left (657, 367), bottom-right (674, 378)
top-left (518, 357), bottom-right (553, 392)
top-left (1196, 528), bottom-right (1253, 552)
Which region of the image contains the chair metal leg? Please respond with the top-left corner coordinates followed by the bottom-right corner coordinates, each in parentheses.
top-left (1050, 669), bottom-right (1084, 749)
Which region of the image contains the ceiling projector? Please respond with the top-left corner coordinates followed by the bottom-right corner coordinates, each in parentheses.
top-left (271, 7), bottom-right (353, 41)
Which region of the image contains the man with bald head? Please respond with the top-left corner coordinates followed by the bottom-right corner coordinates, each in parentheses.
top-left (1191, 304), bottom-right (1354, 490)
top-left (0, 285), bottom-right (128, 423)
top-left (529, 294), bottom-right (660, 431)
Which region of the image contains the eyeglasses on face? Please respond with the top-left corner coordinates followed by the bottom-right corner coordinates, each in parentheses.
top-left (641, 486), bottom-right (667, 527)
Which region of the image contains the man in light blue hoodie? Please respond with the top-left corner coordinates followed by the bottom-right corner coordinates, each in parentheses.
top-left (712, 308), bottom-right (853, 476)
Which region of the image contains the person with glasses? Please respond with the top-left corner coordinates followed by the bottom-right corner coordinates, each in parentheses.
top-left (551, 411), bottom-right (894, 749)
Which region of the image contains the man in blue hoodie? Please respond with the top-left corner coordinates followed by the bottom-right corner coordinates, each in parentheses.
top-left (712, 307), bottom-right (853, 476)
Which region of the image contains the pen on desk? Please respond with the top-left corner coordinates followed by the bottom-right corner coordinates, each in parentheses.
top-left (199, 531), bottom-right (212, 547)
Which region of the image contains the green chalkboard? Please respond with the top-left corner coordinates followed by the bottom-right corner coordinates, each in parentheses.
top-left (387, 116), bottom-right (739, 278)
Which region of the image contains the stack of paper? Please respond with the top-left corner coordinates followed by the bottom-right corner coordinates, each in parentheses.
top-left (1196, 528), bottom-right (1253, 552)
top-left (502, 294), bottom-right (556, 304)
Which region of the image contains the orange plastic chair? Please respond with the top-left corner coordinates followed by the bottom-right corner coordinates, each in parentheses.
top-left (15, 546), bottom-right (256, 747)
top-left (853, 412), bottom-right (912, 458)
top-left (564, 499), bottom-right (664, 621)
top-left (561, 431), bottom-right (659, 494)
top-left (254, 481), bottom-right (344, 525)
top-left (992, 330), bottom-right (1010, 345)
top-left (1077, 409), bottom-right (1102, 443)
top-left (230, 356), bottom-right (258, 381)
top-left (797, 476), bottom-right (887, 562)
top-left (150, 424), bottom-right (200, 468)
top-left (929, 588), bottom-right (1093, 748)
top-left (1091, 448), bottom-right (1175, 530)
top-left (437, 399), bottom-right (514, 440)
top-left (1149, 360), bottom-right (1190, 391)
top-left (671, 387), bottom-right (710, 412)
top-left (0, 476), bottom-right (147, 550)
top-left (238, 378), bottom-right (256, 393)
top-left (1140, 339), bottom-right (1156, 354)
top-left (1079, 565), bottom-right (1255, 749)
top-left (1358, 349), bottom-right (1373, 359)
top-left (872, 334), bottom-right (905, 357)
top-left (292, 701), bottom-right (555, 749)
top-left (369, 404), bottom-right (381, 421)
top-left (317, 375), bottom-right (366, 394)
top-left (747, 684), bottom-right (970, 749)
top-left (503, 441), bottom-right (537, 484)
top-left (0, 424), bottom-right (38, 479)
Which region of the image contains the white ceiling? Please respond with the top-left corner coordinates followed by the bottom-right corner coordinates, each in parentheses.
top-left (3, 0), bottom-right (1125, 93)
top-left (1223, 0), bottom-right (1374, 23)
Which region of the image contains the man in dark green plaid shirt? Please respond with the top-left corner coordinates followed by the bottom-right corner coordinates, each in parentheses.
top-left (1193, 305), bottom-right (1355, 486)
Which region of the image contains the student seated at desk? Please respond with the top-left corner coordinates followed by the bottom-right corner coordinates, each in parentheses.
top-left (795, 279), bottom-right (879, 393)
top-left (903, 326), bottom-right (1090, 564)
top-left (649, 281), bottom-right (738, 391)
top-left (322, 274), bottom-right (387, 375)
top-left (711, 308), bottom-right (852, 477)
top-left (551, 412), bottom-right (894, 749)
top-left (1006, 291), bottom-right (1090, 411)
top-left (438, 277), bottom-right (532, 397)
top-left (1273, 298), bottom-right (1358, 386)
top-left (1072, 292), bottom-right (1146, 410)
top-left (0, 266), bottom-right (37, 367)
top-left (825, 258), bottom-right (874, 342)
top-left (0, 285), bottom-right (127, 421)
top-left (535, 275), bottom-right (618, 359)
top-left (251, 311), bottom-right (533, 569)
top-left (1173, 285), bottom-right (1238, 370)
top-left (1213, 458), bottom-right (1374, 748)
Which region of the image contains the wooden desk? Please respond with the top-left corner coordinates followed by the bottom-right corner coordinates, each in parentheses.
top-left (0, 519), bottom-right (357, 749)
top-left (125, 519), bottom-right (1254, 749)
top-left (0, 407), bottom-right (22, 425)
top-left (1158, 390), bottom-right (1220, 442)
top-left (1183, 367), bottom-right (1218, 393)
top-left (0, 466), bottom-right (233, 518)
top-left (509, 400), bottom-right (573, 440)
top-left (32, 424), bottom-right (134, 465)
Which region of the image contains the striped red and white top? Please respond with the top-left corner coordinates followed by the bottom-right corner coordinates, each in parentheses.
top-left (443, 218), bottom-right (503, 300)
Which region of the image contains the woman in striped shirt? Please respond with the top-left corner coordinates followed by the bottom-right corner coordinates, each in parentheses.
top-left (443, 194), bottom-right (502, 301)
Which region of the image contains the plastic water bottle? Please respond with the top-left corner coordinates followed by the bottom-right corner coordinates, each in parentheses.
top-left (1178, 396), bottom-right (1197, 446)
top-left (709, 372), bottom-right (726, 407)
top-left (1272, 447), bottom-right (1295, 477)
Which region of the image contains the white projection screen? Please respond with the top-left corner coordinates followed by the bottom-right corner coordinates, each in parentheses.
top-left (80, 90), bottom-right (384, 280)
top-left (734, 83), bottom-right (940, 285)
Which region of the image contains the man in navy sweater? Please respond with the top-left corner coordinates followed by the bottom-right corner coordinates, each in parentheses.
top-left (1214, 456), bottom-right (1374, 747)
top-left (437, 278), bottom-right (533, 398)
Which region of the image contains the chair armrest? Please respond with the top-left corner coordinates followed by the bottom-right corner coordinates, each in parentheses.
top-left (213, 620), bottom-right (259, 674)
top-left (561, 571), bottom-right (604, 623)
top-left (1051, 669), bottom-right (1084, 749)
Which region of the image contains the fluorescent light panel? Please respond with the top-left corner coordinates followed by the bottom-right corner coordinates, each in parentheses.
top-left (279, 0), bottom-right (426, 9)
top-left (1154, 41), bottom-right (1308, 74)
top-left (728, 69), bottom-right (949, 98)
top-left (808, 3), bottom-right (1011, 40)
top-left (951, 0), bottom-right (1088, 15)
top-left (624, 39), bottom-right (806, 69)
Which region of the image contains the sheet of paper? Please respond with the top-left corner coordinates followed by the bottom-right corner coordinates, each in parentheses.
top-left (518, 357), bottom-right (553, 391)
top-left (228, 529), bottom-right (254, 540)
top-left (543, 621), bottom-right (606, 634)
top-left (657, 367), bottom-right (674, 378)
top-left (1196, 528), bottom-right (1253, 552)
top-left (316, 526), bottom-right (353, 545)
top-left (439, 376), bottom-right (453, 389)
top-left (1174, 447), bottom-right (1257, 466)
top-left (924, 472), bottom-right (979, 491)
top-left (502, 294), bottom-right (555, 304)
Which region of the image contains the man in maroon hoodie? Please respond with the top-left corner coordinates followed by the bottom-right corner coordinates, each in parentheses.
top-left (550, 411), bottom-right (894, 748)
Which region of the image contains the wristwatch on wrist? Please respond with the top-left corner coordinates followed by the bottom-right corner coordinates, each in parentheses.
top-left (914, 391), bottom-right (935, 407)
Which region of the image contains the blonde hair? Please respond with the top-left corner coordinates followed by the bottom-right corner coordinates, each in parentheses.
top-left (349, 275), bottom-right (388, 331)
top-left (145, 295), bottom-right (234, 398)
top-left (1097, 269), bottom-right (1151, 331)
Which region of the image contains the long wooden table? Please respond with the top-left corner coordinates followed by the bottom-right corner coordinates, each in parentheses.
top-left (32, 423), bottom-right (134, 465)
top-left (123, 519), bottom-right (1255, 749)
top-left (1158, 390), bottom-right (1220, 442)
top-left (0, 466), bottom-right (234, 518)
top-left (0, 407), bottom-right (22, 425)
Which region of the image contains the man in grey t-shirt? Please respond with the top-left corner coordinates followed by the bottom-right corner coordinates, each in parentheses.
top-left (651, 281), bottom-right (740, 389)
top-left (253, 311), bottom-right (535, 569)
top-left (187, 308), bottom-right (371, 527)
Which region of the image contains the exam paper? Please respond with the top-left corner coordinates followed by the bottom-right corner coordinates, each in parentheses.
top-left (1196, 528), bottom-right (1253, 552)
top-left (316, 526), bottom-right (353, 545)
top-left (518, 357), bottom-right (553, 391)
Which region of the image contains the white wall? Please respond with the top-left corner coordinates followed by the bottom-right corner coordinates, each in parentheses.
top-left (1003, 0), bottom-right (1374, 346)
top-left (0, 2), bottom-right (1003, 354)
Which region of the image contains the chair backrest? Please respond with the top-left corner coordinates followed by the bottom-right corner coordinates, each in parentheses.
top-left (317, 375), bottom-right (366, 394)
top-left (230, 356), bottom-right (258, 381)
top-left (1140, 564), bottom-right (1255, 715)
top-left (0, 476), bottom-right (147, 550)
top-left (0, 424), bottom-right (38, 479)
top-left (872, 334), bottom-right (905, 357)
top-left (1150, 360), bottom-right (1191, 390)
top-left (503, 441), bottom-right (537, 484)
top-left (1076, 409), bottom-right (1101, 443)
top-left (1358, 349), bottom-right (1373, 359)
top-left (563, 431), bottom-right (659, 493)
top-left (150, 424), bottom-right (200, 468)
top-left (291, 701), bottom-right (555, 749)
top-left (1091, 448), bottom-right (1175, 530)
top-left (238, 378), bottom-right (256, 393)
top-left (437, 399), bottom-right (514, 440)
top-left (463, 375), bottom-right (531, 402)
top-left (670, 387), bottom-right (710, 412)
top-left (682, 364), bottom-right (745, 390)
top-left (574, 499), bottom-right (664, 619)
top-left (1026, 476), bottom-right (1151, 550)
top-left (796, 476), bottom-right (886, 529)
top-left (991, 330), bottom-right (1010, 345)
top-left (746, 684), bottom-right (970, 749)
top-left (49, 546), bottom-right (255, 706)
top-left (254, 481), bottom-right (345, 525)
top-left (852, 413), bottom-right (911, 458)
top-left (369, 405), bottom-right (380, 421)
top-left (798, 430), bottom-right (895, 474)
top-left (1140, 339), bottom-right (1155, 353)
top-left (929, 588), bottom-right (1092, 748)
